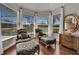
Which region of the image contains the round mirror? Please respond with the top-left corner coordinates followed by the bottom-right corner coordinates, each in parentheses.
top-left (64, 14), bottom-right (79, 32)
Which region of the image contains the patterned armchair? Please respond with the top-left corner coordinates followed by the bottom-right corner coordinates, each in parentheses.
top-left (16, 29), bottom-right (39, 55)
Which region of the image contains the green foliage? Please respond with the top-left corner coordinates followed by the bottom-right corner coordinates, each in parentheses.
top-left (53, 25), bottom-right (59, 33)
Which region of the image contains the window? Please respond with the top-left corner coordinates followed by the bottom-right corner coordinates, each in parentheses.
top-left (0, 4), bottom-right (17, 36)
top-left (37, 16), bottom-right (48, 34)
top-left (21, 15), bottom-right (34, 33)
top-left (53, 14), bottom-right (60, 33)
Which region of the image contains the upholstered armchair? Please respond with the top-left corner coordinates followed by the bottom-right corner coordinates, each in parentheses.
top-left (16, 29), bottom-right (39, 55)
top-left (35, 28), bottom-right (47, 38)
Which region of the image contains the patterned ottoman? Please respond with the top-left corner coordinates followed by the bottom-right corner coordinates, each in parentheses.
top-left (16, 41), bottom-right (39, 55)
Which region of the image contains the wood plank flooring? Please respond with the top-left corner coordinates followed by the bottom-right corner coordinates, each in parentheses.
top-left (3, 40), bottom-right (76, 55)
top-left (3, 45), bottom-right (16, 55)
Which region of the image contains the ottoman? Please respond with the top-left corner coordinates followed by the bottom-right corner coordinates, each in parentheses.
top-left (40, 36), bottom-right (56, 48)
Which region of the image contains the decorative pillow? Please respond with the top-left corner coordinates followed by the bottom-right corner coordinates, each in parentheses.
top-left (21, 33), bottom-right (29, 39)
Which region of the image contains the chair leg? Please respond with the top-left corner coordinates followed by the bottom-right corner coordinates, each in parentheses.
top-left (55, 40), bottom-right (56, 49)
top-left (38, 50), bottom-right (40, 55)
top-left (38, 45), bottom-right (40, 55)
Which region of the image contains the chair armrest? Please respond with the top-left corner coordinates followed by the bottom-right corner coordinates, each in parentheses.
top-left (16, 38), bottom-right (32, 44)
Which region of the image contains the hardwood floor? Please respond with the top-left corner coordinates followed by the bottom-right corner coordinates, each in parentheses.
top-left (3, 40), bottom-right (77, 55)
top-left (39, 43), bottom-right (76, 55)
top-left (3, 45), bottom-right (16, 55)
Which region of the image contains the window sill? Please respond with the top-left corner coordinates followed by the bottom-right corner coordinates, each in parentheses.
top-left (2, 35), bottom-right (17, 41)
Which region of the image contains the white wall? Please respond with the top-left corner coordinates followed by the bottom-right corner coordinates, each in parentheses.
top-left (64, 3), bottom-right (79, 36)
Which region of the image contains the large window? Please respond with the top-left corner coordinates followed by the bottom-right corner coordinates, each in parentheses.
top-left (21, 15), bottom-right (34, 33)
top-left (53, 14), bottom-right (60, 33)
top-left (37, 16), bottom-right (48, 34)
top-left (0, 4), bottom-right (17, 36)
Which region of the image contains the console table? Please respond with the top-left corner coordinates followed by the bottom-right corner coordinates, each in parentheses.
top-left (59, 33), bottom-right (79, 54)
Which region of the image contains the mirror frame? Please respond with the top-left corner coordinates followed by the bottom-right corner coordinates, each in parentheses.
top-left (64, 14), bottom-right (79, 33)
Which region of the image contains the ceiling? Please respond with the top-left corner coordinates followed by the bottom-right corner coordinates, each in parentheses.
top-left (17, 3), bottom-right (65, 12)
